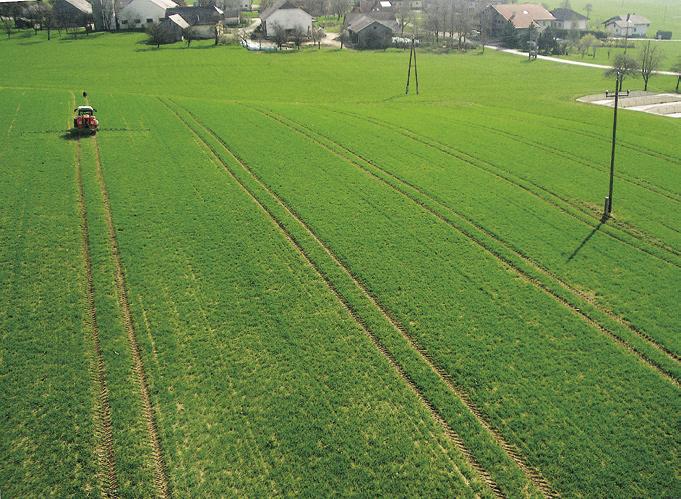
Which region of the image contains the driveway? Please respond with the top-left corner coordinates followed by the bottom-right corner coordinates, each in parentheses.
top-left (489, 46), bottom-right (678, 76)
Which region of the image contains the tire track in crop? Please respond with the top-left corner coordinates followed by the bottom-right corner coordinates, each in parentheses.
top-left (260, 108), bottom-right (681, 367)
top-left (158, 98), bottom-right (509, 499)
top-left (477, 105), bottom-right (681, 168)
top-left (251, 107), bottom-right (681, 388)
top-left (335, 108), bottom-right (681, 263)
top-left (329, 108), bottom-right (681, 269)
top-left (6, 103), bottom-right (21, 137)
top-left (90, 136), bottom-right (171, 499)
top-left (446, 116), bottom-right (681, 206)
top-left (73, 127), bottom-right (119, 498)
top-left (543, 122), bottom-right (681, 168)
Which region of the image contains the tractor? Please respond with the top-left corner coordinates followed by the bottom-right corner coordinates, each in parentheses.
top-left (72, 105), bottom-right (99, 135)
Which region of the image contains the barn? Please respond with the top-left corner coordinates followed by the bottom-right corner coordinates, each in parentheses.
top-left (118, 0), bottom-right (177, 30)
top-left (346, 15), bottom-right (395, 49)
top-left (260, 0), bottom-right (312, 38)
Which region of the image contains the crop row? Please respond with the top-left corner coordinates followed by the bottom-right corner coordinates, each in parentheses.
top-left (258, 101), bottom-right (681, 357)
top-left (88, 93), bottom-right (490, 496)
top-left (477, 101), bottom-right (681, 170)
top-left (161, 97), bottom-right (550, 497)
top-left (248, 104), bottom-right (680, 382)
top-left (338, 105), bottom-right (680, 253)
top-left (181, 97), bottom-right (681, 498)
top-left (0, 89), bottom-right (100, 495)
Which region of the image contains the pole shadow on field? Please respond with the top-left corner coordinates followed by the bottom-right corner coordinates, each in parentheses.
top-left (567, 222), bottom-right (604, 261)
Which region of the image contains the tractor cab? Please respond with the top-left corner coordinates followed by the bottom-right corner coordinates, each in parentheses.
top-left (73, 105), bottom-right (99, 135)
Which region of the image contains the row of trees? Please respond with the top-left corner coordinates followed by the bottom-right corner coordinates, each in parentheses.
top-left (257, 0), bottom-right (351, 18)
top-left (1, 1), bottom-right (94, 40)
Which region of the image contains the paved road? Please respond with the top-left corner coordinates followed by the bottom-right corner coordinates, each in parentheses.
top-left (244, 17), bottom-right (261, 34)
top-left (490, 46), bottom-right (678, 76)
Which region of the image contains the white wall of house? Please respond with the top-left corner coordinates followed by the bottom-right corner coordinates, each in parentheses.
top-left (119, 0), bottom-right (175, 29)
top-left (553, 19), bottom-right (586, 30)
top-left (606, 22), bottom-right (649, 37)
top-left (264, 8), bottom-right (312, 36)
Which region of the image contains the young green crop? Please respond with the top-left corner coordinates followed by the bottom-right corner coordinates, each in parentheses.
top-left (261, 103), bottom-right (681, 356)
top-left (185, 100), bottom-right (680, 498)
top-left (85, 93), bottom-right (493, 496)
top-left (1, 30), bottom-right (679, 497)
top-left (0, 89), bottom-right (100, 495)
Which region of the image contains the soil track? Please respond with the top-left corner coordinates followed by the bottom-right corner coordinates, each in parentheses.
top-left (252, 106), bottom-right (680, 387)
top-left (73, 119), bottom-right (119, 497)
top-left (158, 97), bottom-right (516, 499)
top-left (91, 136), bottom-right (171, 498)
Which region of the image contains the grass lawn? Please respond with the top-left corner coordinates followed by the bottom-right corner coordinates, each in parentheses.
top-left (560, 38), bottom-right (681, 72)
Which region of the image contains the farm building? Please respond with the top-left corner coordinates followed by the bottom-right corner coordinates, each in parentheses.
top-left (53, 0), bottom-right (93, 27)
top-left (482, 3), bottom-right (555, 37)
top-left (118, 0), bottom-right (177, 29)
top-left (165, 5), bottom-right (227, 37)
top-left (158, 12), bottom-right (187, 41)
top-left (603, 14), bottom-right (650, 38)
top-left (260, 0), bottom-right (312, 38)
top-left (550, 8), bottom-right (587, 31)
top-left (345, 14), bottom-right (396, 49)
top-left (358, 0), bottom-right (394, 13)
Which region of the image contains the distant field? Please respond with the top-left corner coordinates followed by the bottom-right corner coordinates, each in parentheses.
top-left (560, 39), bottom-right (681, 71)
top-left (1, 30), bottom-right (679, 497)
top-left (543, 0), bottom-right (681, 36)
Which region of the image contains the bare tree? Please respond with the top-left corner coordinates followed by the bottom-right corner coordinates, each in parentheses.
top-left (584, 3), bottom-right (592, 20)
top-left (1, 16), bottom-right (12, 39)
top-left (259, 0), bottom-right (275, 12)
top-left (310, 25), bottom-right (324, 49)
top-left (424, 0), bottom-right (443, 43)
top-left (330, 0), bottom-right (350, 19)
top-left (338, 26), bottom-right (347, 49)
top-left (147, 22), bottom-right (170, 48)
top-left (290, 24), bottom-right (306, 49)
top-left (182, 24), bottom-right (195, 46)
top-left (672, 57), bottom-right (681, 93)
top-left (453, 0), bottom-right (473, 51)
top-left (638, 40), bottom-right (663, 91)
top-left (396, 0), bottom-right (412, 35)
top-left (271, 21), bottom-right (287, 49)
top-left (605, 54), bottom-right (639, 86)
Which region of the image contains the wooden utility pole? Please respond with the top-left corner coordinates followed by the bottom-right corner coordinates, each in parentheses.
top-left (603, 73), bottom-right (629, 219)
top-left (405, 37), bottom-right (419, 95)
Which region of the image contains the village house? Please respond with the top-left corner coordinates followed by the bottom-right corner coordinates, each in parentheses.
top-left (550, 8), bottom-right (587, 32)
top-left (166, 5), bottom-right (229, 37)
top-left (118, 0), bottom-right (177, 30)
top-left (603, 14), bottom-right (650, 38)
top-left (53, 0), bottom-right (93, 27)
top-left (260, 0), bottom-right (312, 38)
top-left (346, 15), bottom-right (395, 49)
top-left (158, 13), bottom-right (188, 41)
top-left (482, 3), bottom-right (555, 38)
top-left (343, 0), bottom-right (398, 48)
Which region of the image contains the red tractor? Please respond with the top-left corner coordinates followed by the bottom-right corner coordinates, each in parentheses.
top-left (72, 105), bottom-right (99, 135)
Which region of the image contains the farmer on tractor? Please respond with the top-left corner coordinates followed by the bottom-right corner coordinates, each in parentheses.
top-left (73, 105), bottom-right (99, 135)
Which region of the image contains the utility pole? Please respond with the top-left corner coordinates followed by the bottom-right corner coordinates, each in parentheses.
top-left (603, 71), bottom-right (629, 219)
top-left (405, 36), bottom-right (419, 95)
